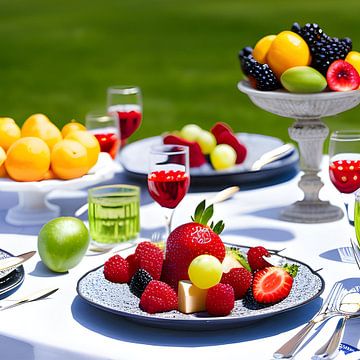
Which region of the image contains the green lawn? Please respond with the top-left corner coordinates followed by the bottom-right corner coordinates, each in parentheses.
top-left (0, 0), bottom-right (359, 146)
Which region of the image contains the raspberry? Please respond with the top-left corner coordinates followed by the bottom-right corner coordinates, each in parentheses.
top-left (129, 269), bottom-right (153, 298)
top-left (221, 267), bottom-right (252, 299)
top-left (247, 246), bottom-right (271, 272)
top-left (135, 241), bottom-right (164, 280)
top-left (125, 253), bottom-right (138, 279)
top-left (206, 283), bottom-right (235, 316)
top-left (103, 254), bottom-right (130, 283)
top-left (139, 280), bottom-right (178, 314)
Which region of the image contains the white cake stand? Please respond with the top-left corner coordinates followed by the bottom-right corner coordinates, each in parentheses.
top-left (238, 80), bottom-right (360, 223)
top-left (1, 153), bottom-right (117, 226)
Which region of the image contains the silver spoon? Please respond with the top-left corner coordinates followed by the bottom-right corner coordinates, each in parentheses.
top-left (251, 143), bottom-right (295, 171)
top-left (312, 291), bottom-right (360, 359)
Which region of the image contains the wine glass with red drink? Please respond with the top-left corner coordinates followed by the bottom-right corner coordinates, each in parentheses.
top-left (329, 130), bottom-right (360, 225)
top-left (107, 86), bottom-right (142, 146)
top-left (148, 145), bottom-right (190, 241)
top-left (86, 112), bottom-right (120, 160)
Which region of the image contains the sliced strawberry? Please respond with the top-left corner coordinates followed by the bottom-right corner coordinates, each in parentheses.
top-left (326, 60), bottom-right (360, 91)
top-left (252, 267), bottom-right (293, 304)
top-left (247, 246), bottom-right (271, 272)
top-left (210, 122), bottom-right (233, 140)
top-left (163, 134), bottom-right (206, 168)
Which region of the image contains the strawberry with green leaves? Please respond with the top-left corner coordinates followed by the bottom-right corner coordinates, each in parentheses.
top-left (162, 200), bottom-right (226, 290)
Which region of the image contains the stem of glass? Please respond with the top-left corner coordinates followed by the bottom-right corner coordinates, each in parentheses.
top-left (341, 193), bottom-right (355, 226)
top-left (163, 207), bottom-right (175, 238)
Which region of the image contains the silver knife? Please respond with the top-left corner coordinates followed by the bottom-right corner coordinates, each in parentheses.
top-left (0, 288), bottom-right (59, 311)
top-left (0, 251), bottom-right (36, 272)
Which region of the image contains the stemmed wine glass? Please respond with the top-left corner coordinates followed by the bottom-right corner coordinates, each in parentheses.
top-left (85, 112), bottom-right (120, 160)
top-left (148, 145), bottom-right (190, 242)
top-left (329, 130), bottom-right (360, 268)
top-left (329, 130), bottom-right (360, 224)
top-left (107, 86), bottom-right (142, 146)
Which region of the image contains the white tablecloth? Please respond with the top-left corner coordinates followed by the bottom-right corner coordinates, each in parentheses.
top-left (0, 161), bottom-right (359, 360)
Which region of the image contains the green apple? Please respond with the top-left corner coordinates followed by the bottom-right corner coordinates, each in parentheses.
top-left (38, 217), bottom-right (90, 273)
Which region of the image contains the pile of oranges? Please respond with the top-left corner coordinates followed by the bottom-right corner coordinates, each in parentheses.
top-left (0, 114), bottom-right (100, 182)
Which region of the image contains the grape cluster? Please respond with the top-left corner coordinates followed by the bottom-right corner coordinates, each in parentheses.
top-left (291, 22), bottom-right (352, 75)
top-left (238, 47), bottom-right (281, 91)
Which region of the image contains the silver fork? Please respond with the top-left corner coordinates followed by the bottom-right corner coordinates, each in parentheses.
top-left (273, 282), bottom-right (346, 359)
top-left (338, 247), bottom-right (356, 264)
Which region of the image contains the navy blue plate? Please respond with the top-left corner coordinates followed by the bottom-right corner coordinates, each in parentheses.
top-left (77, 244), bottom-right (324, 330)
top-left (0, 249), bottom-right (25, 300)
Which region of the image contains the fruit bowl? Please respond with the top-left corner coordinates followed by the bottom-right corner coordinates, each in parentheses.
top-left (0, 153), bottom-right (117, 226)
top-left (238, 80), bottom-right (360, 223)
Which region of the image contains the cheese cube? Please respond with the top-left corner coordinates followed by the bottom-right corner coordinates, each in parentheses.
top-left (178, 280), bottom-right (208, 314)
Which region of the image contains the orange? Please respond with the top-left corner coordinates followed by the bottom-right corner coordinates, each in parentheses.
top-left (253, 35), bottom-right (276, 64)
top-left (345, 51), bottom-right (360, 76)
top-left (267, 31), bottom-right (311, 79)
top-left (5, 137), bottom-right (50, 182)
top-left (0, 164), bottom-right (7, 178)
top-left (51, 139), bottom-right (89, 180)
top-left (65, 130), bottom-right (100, 168)
top-left (61, 120), bottom-right (86, 138)
top-left (0, 117), bottom-right (21, 151)
top-left (0, 146), bottom-right (6, 167)
top-left (43, 168), bottom-right (56, 180)
top-left (22, 113), bottom-right (62, 150)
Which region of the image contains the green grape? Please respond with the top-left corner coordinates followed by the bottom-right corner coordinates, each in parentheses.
top-left (197, 130), bottom-right (217, 155)
top-left (210, 144), bottom-right (236, 170)
top-left (188, 254), bottom-right (223, 289)
top-left (180, 124), bottom-right (202, 142)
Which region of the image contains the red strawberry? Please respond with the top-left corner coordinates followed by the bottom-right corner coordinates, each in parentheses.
top-left (125, 253), bottom-right (138, 279)
top-left (206, 283), bottom-right (235, 316)
top-left (135, 241), bottom-right (164, 280)
top-left (326, 60), bottom-right (360, 91)
top-left (221, 267), bottom-right (252, 299)
top-left (163, 134), bottom-right (206, 168)
top-left (247, 246), bottom-right (271, 272)
top-left (329, 159), bottom-right (360, 194)
top-left (103, 254), bottom-right (130, 283)
top-left (163, 200), bottom-right (226, 289)
top-left (210, 122), bottom-right (233, 139)
top-left (139, 280), bottom-right (178, 314)
top-left (252, 267), bottom-right (293, 304)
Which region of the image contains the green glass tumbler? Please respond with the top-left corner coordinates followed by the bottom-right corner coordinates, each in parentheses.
top-left (88, 184), bottom-right (140, 247)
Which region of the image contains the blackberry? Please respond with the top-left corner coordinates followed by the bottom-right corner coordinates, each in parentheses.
top-left (129, 269), bottom-right (153, 298)
top-left (238, 46), bottom-right (253, 76)
top-left (291, 22), bottom-right (352, 75)
top-left (239, 47), bottom-right (280, 91)
top-left (242, 288), bottom-right (270, 310)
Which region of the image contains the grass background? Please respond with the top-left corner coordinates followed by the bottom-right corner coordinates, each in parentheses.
top-left (0, 0), bottom-right (359, 146)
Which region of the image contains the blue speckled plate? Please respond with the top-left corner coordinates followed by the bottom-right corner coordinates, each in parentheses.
top-left (76, 245), bottom-right (324, 330)
top-left (0, 249), bottom-right (25, 299)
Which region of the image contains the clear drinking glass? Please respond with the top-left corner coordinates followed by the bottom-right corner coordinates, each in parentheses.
top-left (85, 112), bottom-right (120, 160)
top-left (353, 191), bottom-right (360, 269)
top-left (328, 130), bottom-right (360, 225)
top-left (107, 86), bottom-right (142, 146)
top-left (88, 185), bottom-right (140, 248)
top-left (148, 145), bottom-right (190, 240)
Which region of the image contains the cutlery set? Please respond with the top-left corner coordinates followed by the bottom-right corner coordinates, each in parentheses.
top-left (274, 282), bottom-right (360, 359)
top-left (0, 251), bottom-right (58, 311)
